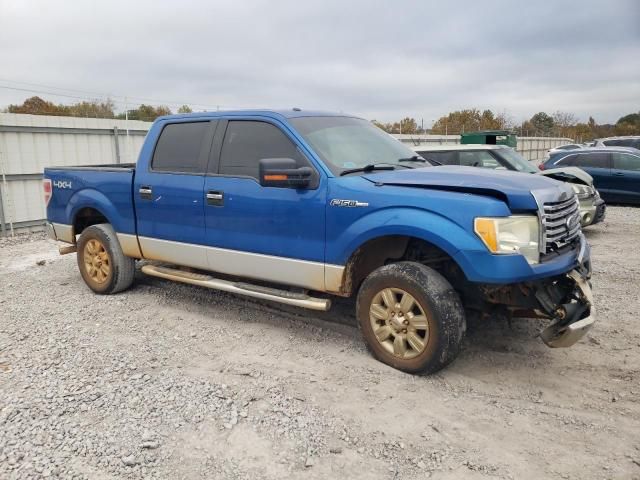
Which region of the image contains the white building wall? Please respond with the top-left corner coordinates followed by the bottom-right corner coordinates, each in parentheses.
top-left (0, 113), bottom-right (150, 235)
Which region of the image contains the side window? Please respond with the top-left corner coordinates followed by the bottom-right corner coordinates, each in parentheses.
top-left (574, 152), bottom-right (609, 168)
top-left (152, 122), bottom-right (210, 173)
top-left (219, 121), bottom-right (305, 179)
top-left (459, 151), bottom-right (500, 168)
top-left (613, 153), bottom-right (640, 171)
top-left (418, 151), bottom-right (458, 165)
top-left (556, 154), bottom-right (577, 166)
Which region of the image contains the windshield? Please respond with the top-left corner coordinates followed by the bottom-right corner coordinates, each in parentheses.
top-left (289, 116), bottom-right (428, 175)
top-left (496, 147), bottom-right (538, 173)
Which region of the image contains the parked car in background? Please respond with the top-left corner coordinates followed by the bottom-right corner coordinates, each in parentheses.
top-left (547, 143), bottom-right (584, 157)
top-left (542, 147), bottom-right (640, 204)
top-left (594, 136), bottom-right (640, 150)
top-left (413, 144), bottom-right (606, 226)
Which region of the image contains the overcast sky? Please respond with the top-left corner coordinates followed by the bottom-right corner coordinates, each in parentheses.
top-left (1, 0), bottom-right (638, 124)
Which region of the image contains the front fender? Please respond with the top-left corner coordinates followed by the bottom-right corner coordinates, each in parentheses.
top-left (67, 188), bottom-right (136, 235)
top-left (328, 207), bottom-right (486, 267)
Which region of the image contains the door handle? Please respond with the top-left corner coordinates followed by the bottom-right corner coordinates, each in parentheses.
top-left (206, 190), bottom-right (224, 206)
top-left (139, 186), bottom-right (153, 200)
top-left (612, 172), bottom-right (625, 176)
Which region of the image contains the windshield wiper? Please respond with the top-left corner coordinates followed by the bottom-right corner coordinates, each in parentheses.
top-left (398, 155), bottom-right (427, 163)
top-left (340, 163), bottom-right (397, 176)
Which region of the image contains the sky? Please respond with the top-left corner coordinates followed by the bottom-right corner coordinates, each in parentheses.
top-left (0, 0), bottom-right (639, 125)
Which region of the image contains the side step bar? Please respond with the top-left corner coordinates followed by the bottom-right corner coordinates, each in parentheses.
top-left (141, 264), bottom-right (331, 311)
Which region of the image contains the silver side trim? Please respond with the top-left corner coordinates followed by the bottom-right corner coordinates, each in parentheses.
top-left (141, 264), bottom-right (331, 311)
top-left (116, 233), bottom-right (142, 258)
top-left (51, 223), bottom-right (74, 243)
top-left (325, 264), bottom-right (345, 293)
top-left (138, 236), bottom-right (345, 292)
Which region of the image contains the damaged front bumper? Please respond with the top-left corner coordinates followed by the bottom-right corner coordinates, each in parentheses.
top-left (538, 269), bottom-right (595, 347)
top-left (475, 236), bottom-right (595, 348)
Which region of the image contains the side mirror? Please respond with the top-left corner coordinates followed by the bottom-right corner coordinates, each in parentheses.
top-left (259, 158), bottom-right (313, 188)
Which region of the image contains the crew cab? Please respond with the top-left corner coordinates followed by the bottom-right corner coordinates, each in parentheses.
top-left (44, 110), bottom-right (595, 374)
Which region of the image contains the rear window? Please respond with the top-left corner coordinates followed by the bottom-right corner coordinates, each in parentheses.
top-left (573, 152), bottom-right (610, 168)
top-left (152, 122), bottom-right (210, 173)
top-left (459, 151), bottom-right (500, 168)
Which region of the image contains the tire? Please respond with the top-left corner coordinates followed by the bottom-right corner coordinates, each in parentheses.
top-left (76, 223), bottom-right (135, 294)
top-left (356, 262), bottom-right (466, 374)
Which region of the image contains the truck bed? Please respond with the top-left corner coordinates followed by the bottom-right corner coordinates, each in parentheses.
top-left (44, 164), bottom-right (137, 237)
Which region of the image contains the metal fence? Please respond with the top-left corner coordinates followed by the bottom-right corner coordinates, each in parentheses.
top-left (0, 113), bottom-right (575, 236)
top-left (0, 113), bottom-right (150, 236)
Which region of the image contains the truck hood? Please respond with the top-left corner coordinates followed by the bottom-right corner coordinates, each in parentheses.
top-left (538, 166), bottom-right (593, 186)
top-left (363, 165), bottom-right (574, 211)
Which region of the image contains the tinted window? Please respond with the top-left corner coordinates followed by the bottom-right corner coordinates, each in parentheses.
top-left (555, 153), bottom-right (577, 166)
top-left (573, 152), bottom-right (609, 168)
top-left (416, 151), bottom-right (458, 165)
top-left (219, 121), bottom-right (304, 179)
top-left (613, 152), bottom-right (640, 171)
top-left (152, 122), bottom-right (209, 173)
top-left (604, 139), bottom-right (640, 149)
top-left (459, 151), bottom-right (501, 168)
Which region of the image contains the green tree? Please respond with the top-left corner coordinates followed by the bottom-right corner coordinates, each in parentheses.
top-left (177, 105), bottom-right (193, 114)
top-left (529, 112), bottom-right (555, 135)
top-left (117, 104), bottom-right (172, 121)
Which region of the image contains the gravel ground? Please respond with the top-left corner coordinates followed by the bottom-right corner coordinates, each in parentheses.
top-left (1, 206), bottom-right (639, 480)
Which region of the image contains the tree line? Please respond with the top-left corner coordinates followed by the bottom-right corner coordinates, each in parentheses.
top-left (4, 96), bottom-right (193, 122)
top-left (374, 108), bottom-right (640, 141)
top-left (4, 96), bottom-right (640, 141)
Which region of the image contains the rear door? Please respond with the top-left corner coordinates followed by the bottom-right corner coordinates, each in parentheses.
top-left (134, 120), bottom-right (216, 267)
top-left (202, 118), bottom-right (327, 290)
top-left (611, 151), bottom-right (640, 203)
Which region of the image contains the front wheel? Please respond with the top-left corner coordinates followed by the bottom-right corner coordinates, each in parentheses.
top-left (76, 224), bottom-right (135, 294)
top-left (356, 262), bottom-right (466, 374)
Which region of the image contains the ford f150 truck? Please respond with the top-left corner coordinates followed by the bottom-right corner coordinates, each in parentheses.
top-left (44, 110), bottom-right (595, 374)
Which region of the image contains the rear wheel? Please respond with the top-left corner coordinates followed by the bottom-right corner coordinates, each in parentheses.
top-left (356, 262), bottom-right (466, 374)
top-left (76, 224), bottom-right (135, 294)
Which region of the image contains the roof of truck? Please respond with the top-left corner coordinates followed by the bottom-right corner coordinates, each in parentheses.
top-left (156, 109), bottom-right (359, 122)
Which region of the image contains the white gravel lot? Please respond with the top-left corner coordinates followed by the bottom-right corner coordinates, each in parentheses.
top-left (1, 206), bottom-right (639, 480)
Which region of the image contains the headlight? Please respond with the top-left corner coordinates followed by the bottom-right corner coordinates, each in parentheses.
top-left (474, 216), bottom-right (540, 264)
top-left (570, 183), bottom-right (594, 199)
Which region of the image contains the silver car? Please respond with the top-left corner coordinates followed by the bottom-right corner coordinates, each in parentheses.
top-left (412, 144), bottom-right (606, 227)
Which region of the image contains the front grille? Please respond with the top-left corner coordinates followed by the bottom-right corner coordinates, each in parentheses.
top-left (543, 195), bottom-right (581, 253)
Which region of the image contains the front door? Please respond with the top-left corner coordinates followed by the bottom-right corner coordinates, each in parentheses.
top-left (134, 120), bottom-right (216, 267)
top-left (203, 118), bottom-right (327, 290)
top-left (572, 152), bottom-right (613, 197)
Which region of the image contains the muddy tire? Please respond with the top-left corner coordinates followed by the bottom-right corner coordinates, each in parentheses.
top-left (76, 224), bottom-right (135, 294)
top-left (356, 262), bottom-right (466, 374)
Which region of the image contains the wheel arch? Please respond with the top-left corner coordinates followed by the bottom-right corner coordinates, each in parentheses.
top-left (339, 234), bottom-right (468, 297)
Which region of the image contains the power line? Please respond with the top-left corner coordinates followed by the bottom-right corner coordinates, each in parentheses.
top-left (0, 79), bottom-right (227, 110)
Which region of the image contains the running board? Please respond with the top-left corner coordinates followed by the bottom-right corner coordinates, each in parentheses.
top-left (141, 264), bottom-right (331, 311)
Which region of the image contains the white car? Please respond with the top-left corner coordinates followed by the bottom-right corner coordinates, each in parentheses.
top-left (593, 136), bottom-right (640, 150)
top-left (547, 143), bottom-right (584, 157)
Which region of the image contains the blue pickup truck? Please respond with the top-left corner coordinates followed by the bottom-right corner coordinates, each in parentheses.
top-left (44, 110), bottom-right (595, 373)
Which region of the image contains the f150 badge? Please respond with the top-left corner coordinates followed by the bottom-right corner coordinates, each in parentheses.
top-left (53, 180), bottom-right (72, 189)
top-left (330, 199), bottom-right (369, 207)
